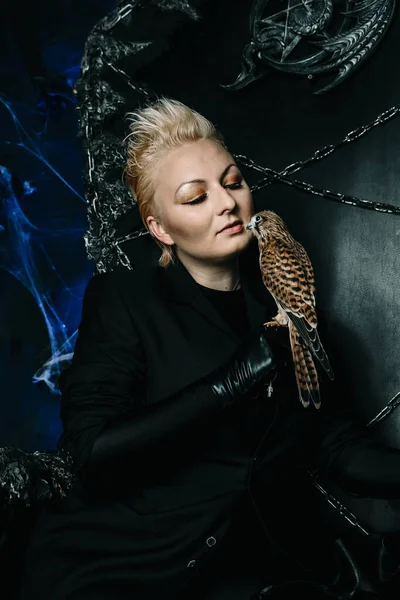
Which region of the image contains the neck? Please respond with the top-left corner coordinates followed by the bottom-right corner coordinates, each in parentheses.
top-left (177, 252), bottom-right (241, 291)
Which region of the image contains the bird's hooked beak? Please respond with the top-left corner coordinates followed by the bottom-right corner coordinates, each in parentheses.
top-left (246, 215), bottom-right (262, 240)
top-left (246, 216), bottom-right (256, 230)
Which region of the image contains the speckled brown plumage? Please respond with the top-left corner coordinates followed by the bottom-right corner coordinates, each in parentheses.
top-left (246, 210), bottom-right (334, 408)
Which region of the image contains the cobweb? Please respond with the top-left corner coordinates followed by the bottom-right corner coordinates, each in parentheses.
top-left (0, 89), bottom-right (86, 396)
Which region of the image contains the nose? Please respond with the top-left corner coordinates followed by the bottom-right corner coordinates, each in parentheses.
top-left (214, 185), bottom-right (237, 214)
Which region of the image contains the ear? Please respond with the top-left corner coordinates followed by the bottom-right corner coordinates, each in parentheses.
top-left (146, 215), bottom-right (175, 246)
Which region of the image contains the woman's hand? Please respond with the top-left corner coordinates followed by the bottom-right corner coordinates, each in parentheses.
top-left (205, 326), bottom-right (287, 409)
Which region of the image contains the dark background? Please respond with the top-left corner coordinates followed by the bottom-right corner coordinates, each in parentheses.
top-left (0, 0), bottom-right (399, 534)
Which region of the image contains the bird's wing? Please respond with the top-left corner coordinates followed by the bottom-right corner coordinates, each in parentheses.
top-left (261, 239), bottom-right (316, 328)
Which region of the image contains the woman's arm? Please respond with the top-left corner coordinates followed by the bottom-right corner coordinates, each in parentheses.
top-left (58, 272), bottom-right (278, 487)
top-left (57, 272), bottom-right (148, 472)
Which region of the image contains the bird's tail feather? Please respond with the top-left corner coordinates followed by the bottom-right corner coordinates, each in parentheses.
top-left (286, 310), bottom-right (334, 380)
top-left (289, 323), bottom-right (321, 409)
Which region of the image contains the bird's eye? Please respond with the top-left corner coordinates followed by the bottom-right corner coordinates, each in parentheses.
top-left (255, 215), bottom-right (262, 223)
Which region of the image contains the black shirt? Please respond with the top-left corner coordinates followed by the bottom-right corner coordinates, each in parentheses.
top-left (197, 284), bottom-right (250, 339)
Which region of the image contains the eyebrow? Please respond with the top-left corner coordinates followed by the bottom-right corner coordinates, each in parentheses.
top-left (174, 163), bottom-right (238, 197)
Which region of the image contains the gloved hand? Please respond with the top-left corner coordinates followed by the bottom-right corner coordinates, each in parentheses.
top-left (206, 325), bottom-right (286, 410)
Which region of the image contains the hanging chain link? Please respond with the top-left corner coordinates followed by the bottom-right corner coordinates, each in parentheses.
top-left (235, 105), bottom-right (400, 215)
top-left (99, 2), bottom-right (134, 31)
top-left (366, 391), bottom-right (400, 428)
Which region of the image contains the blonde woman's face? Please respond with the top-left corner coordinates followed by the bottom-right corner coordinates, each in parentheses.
top-left (148, 139), bottom-right (255, 264)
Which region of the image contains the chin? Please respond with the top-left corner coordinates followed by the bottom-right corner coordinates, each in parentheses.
top-left (218, 236), bottom-right (251, 261)
top-left (231, 231), bottom-right (253, 252)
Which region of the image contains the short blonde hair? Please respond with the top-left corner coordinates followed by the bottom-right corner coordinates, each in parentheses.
top-left (125, 98), bottom-right (225, 267)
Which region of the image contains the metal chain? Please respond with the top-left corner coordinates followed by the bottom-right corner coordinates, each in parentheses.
top-left (311, 476), bottom-right (371, 535)
top-left (99, 2), bottom-right (134, 32)
top-left (236, 153), bottom-right (400, 214)
top-left (241, 105), bottom-right (400, 194)
top-left (366, 391), bottom-right (400, 428)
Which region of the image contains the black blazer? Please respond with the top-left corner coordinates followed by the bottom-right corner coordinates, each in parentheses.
top-left (21, 243), bottom-right (366, 600)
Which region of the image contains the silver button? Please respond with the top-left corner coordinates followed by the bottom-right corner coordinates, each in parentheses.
top-left (187, 559), bottom-right (196, 568)
top-left (206, 536), bottom-right (216, 547)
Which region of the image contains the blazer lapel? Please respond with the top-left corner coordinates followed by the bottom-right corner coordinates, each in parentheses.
top-left (162, 258), bottom-right (238, 339)
top-left (161, 244), bottom-right (276, 340)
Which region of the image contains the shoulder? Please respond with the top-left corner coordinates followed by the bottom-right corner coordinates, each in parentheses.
top-left (84, 266), bottom-right (164, 308)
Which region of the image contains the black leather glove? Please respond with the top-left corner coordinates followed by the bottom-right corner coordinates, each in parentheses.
top-left (85, 326), bottom-right (280, 482)
top-left (206, 326), bottom-right (284, 409)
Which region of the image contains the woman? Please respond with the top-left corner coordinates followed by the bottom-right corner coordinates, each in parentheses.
top-left (21, 99), bottom-right (400, 600)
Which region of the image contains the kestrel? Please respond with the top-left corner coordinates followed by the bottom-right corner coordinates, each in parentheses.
top-left (246, 210), bottom-right (334, 409)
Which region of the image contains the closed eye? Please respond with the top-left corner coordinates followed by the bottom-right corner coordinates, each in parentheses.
top-left (225, 182), bottom-right (243, 190)
top-left (185, 194), bottom-right (207, 205)
top-left (185, 182), bottom-right (243, 205)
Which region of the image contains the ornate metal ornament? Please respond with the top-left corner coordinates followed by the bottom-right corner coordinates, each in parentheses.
top-left (222, 0), bottom-right (396, 94)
